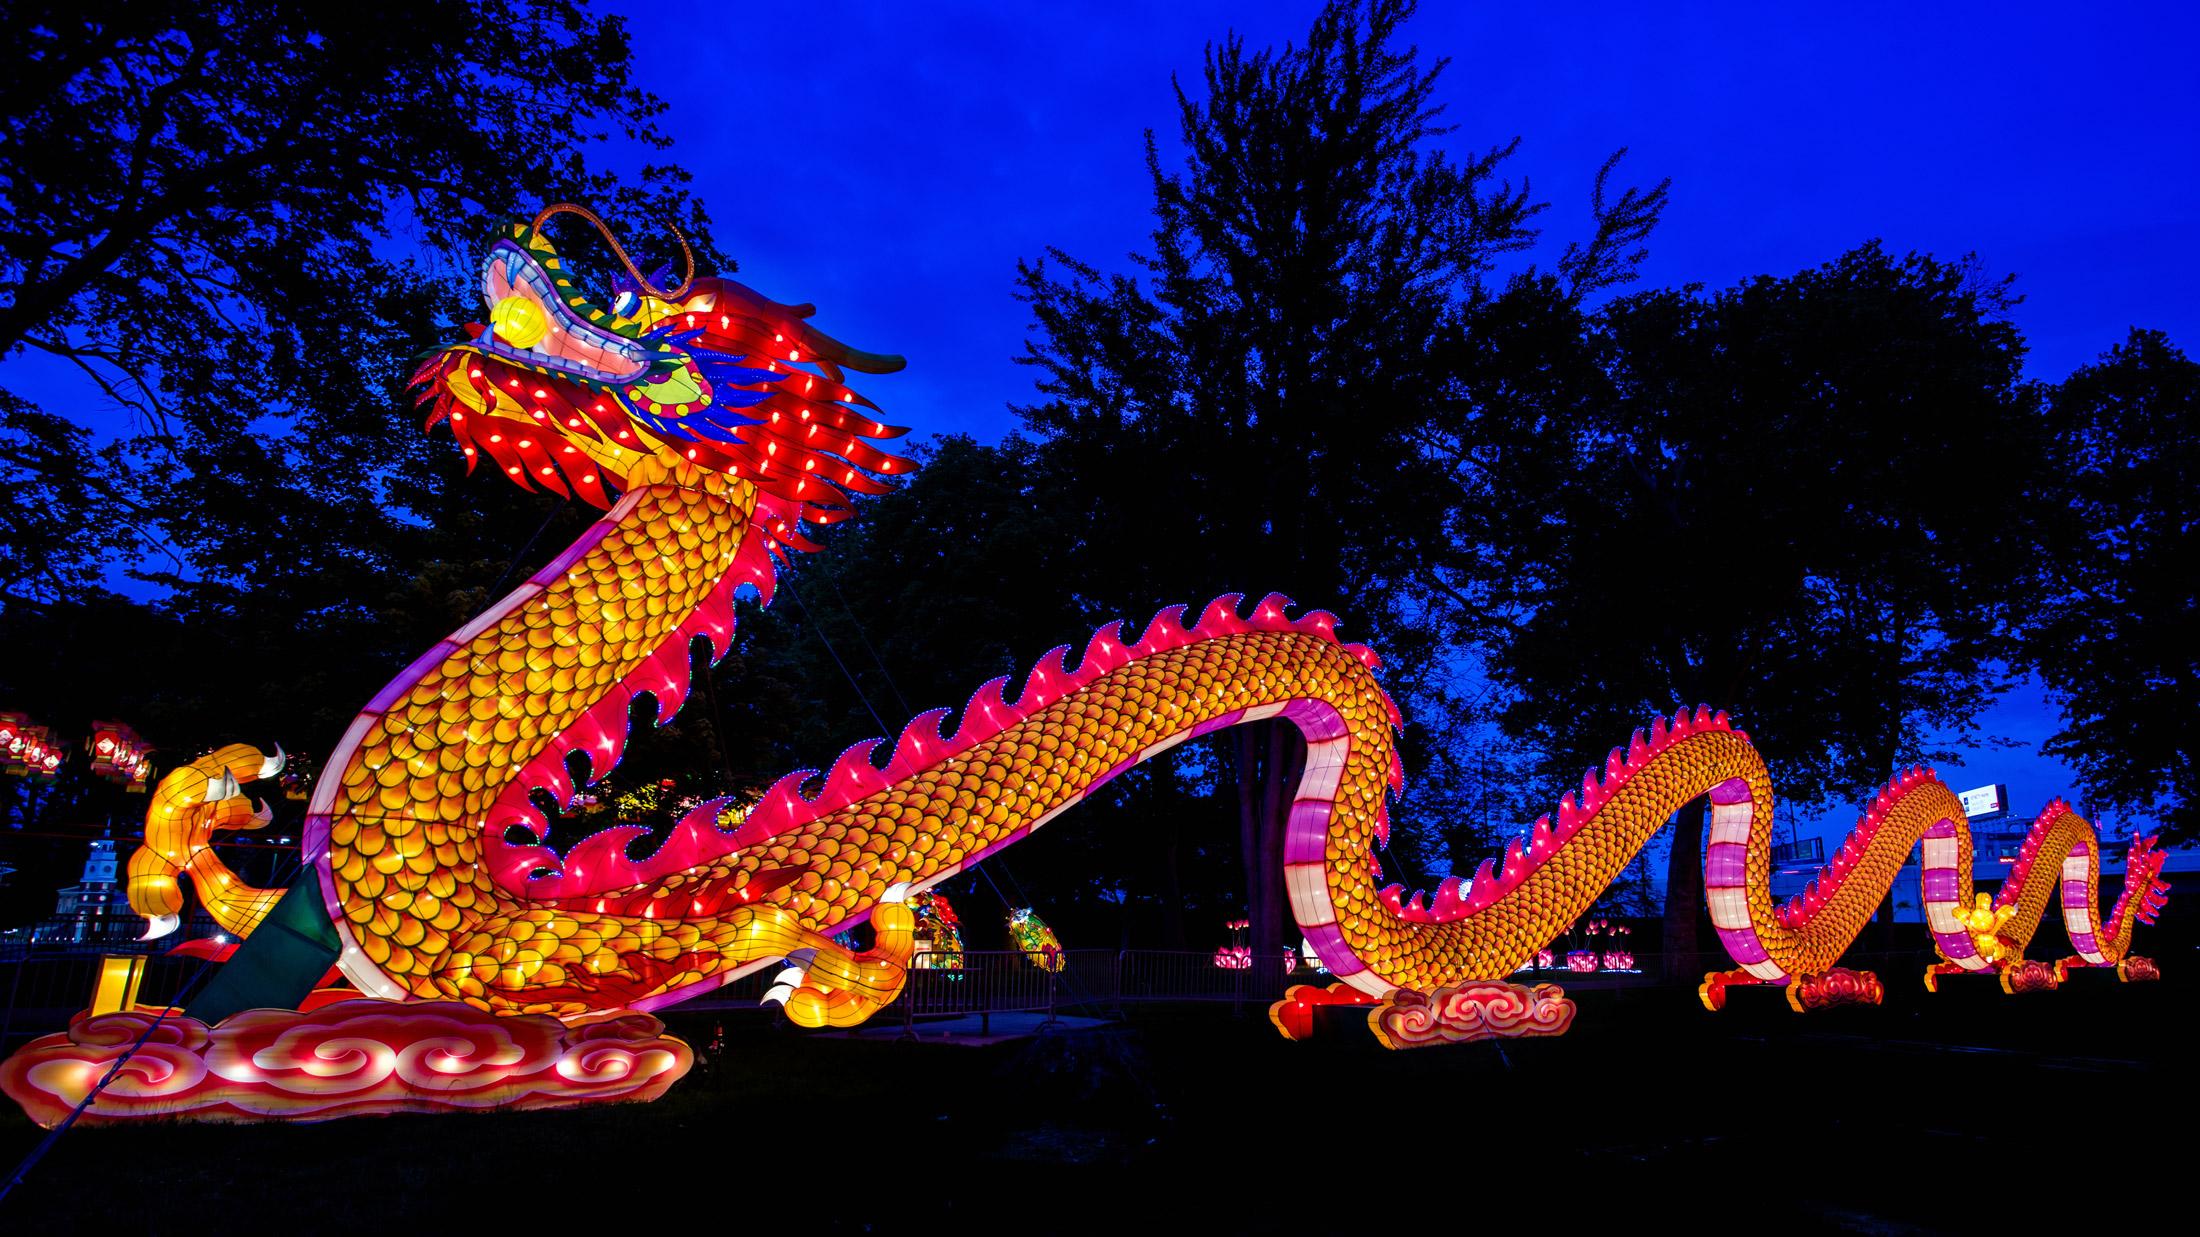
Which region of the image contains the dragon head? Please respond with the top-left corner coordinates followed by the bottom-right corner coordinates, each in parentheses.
top-left (414, 203), bottom-right (911, 551)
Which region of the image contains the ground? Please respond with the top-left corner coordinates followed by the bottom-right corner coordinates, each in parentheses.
top-left (1, 966), bottom-right (2190, 1234)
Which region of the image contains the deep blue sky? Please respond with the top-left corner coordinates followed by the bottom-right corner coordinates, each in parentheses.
top-left (647, 1), bottom-right (2197, 441)
top-left (632, 2), bottom-right (2195, 843)
top-left (12, 3), bottom-right (2194, 847)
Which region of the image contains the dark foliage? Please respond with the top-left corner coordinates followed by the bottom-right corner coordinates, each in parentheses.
top-left (2022, 330), bottom-right (2197, 840)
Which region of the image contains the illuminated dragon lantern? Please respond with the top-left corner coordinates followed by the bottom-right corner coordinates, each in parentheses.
top-left (4, 206), bottom-right (2170, 1126)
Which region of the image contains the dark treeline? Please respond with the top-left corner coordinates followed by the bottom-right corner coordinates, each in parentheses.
top-left (0, 1), bottom-right (2190, 954)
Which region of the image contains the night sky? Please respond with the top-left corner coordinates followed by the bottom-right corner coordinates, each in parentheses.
top-left (628, 2), bottom-right (2196, 843)
top-left (20, 3), bottom-right (2200, 845)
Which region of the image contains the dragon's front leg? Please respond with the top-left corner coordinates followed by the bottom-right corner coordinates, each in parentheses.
top-left (762, 885), bottom-right (917, 1029)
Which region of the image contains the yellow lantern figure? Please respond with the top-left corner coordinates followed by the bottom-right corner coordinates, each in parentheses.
top-left (1950, 892), bottom-right (2016, 964)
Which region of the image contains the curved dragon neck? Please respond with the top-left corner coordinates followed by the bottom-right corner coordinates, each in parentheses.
top-left (305, 460), bottom-right (762, 1004)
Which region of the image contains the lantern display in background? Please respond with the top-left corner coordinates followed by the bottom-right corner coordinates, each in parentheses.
top-left (4, 721), bottom-right (63, 779)
top-left (5, 202), bottom-right (2179, 1130)
top-left (1006, 907), bottom-right (1065, 971)
top-left (1599, 922), bottom-right (1638, 972)
top-left (278, 750), bottom-right (316, 801)
top-left (1299, 938), bottom-right (1330, 975)
top-left (910, 889), bottom-right (964, 970)
top-left (89, 720), bottom-right (153, 789)
top-left (1214, 917), bottom-right (1252, 969)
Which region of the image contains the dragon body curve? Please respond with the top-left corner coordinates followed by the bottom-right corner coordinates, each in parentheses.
top-left (149, 215), bottom-right (2168, 1032)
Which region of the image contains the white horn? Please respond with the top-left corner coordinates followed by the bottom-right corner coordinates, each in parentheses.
top-left (138, 913), bottom-right (180, 942)
top-left (258, 743), bottom-right (286, 780)
top-left (204, 771), bottom-right (240, 804)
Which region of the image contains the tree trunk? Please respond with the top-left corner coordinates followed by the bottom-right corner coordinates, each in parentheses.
top-left (1252, 721), bottom-right (1304, 981)
top-left (1236, 726), bottom-right (1263, 961)
top-left (1154, 758), bottom-right (1187, 949)
top-left (1235, 721), bottom-right (1302, 983)
top-left (1661, 804), bottom-right (1709, 982)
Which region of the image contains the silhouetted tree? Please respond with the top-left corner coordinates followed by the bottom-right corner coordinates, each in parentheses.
top-left (0, 1), bottom-right (713, 901)
top-left (1015, 0), bottom-right (1667, 964)
top-left (1449, 245), bottom-right (2040, 972)
top-left (2021, 329), bottom-right (2196, 840)
top-left (0, 0), bottom-right (713, 604)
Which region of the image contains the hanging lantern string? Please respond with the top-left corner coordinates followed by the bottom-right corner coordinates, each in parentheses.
top-left (529, 201), bottom-right (695, 302)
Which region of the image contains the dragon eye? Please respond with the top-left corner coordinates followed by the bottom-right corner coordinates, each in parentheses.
top-left (611, 290), bottom-right (637, 316)
top-left (490, 295), bottom-right (548, 348)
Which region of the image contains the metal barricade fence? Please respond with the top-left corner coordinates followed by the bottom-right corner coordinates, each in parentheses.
top-left (0, 943), bottom-right (1951, 1049)
top-left (899, 950), bottom-right (1059, 1035)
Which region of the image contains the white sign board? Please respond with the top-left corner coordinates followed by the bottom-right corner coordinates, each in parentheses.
top-left (1957, 783), bottom-right (2008, 819)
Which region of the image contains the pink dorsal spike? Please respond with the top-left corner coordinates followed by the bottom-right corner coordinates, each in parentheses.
top-left (955, 677), bottom-right (1014, 744)
top-left (552, 825), bottom-right (651, 890)
top-left (648, 640), bottom-right (696, 721)
top-left (1194, 594), bottom-right (1246, 635)
top-left (1134, 604), bottom-right (1190, 652)
top-left (1378, 686), bottom-right (1403, 727)
top-left (1432, 875), bottom-right (1467, 919)
top-left (1072, 621), bottom-right (1127, 683)
top-left (1501, 838), bottom-right (1528, 882)
top-left (1015, 646), bottom-right (1074, 713)
top-left (1294, 610), bottom-right (1339, 642)
top-left (531, 750), bottom-right (575, 808)
top-left (823, 739), bottom-right (888, 798)
top-left (586, 688), bottom-right (635, 780)
top-left (1250, 592), bottom-right (1295, 625)
top-left (679, 571), bottom-right (743, 664)
top-left (887, 707), bottom-right (952, 774)
top-left (1627, 728), bottom-right (1649, 766)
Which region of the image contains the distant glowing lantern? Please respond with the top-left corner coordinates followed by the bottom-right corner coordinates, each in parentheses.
top-left (1006, 906), bottom-right (1064, 971)
top-left (88, 721), bottom-right (152, 788)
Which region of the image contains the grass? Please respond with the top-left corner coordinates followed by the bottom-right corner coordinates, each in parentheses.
top-left (1, 967), bottom-right (2191, 1234)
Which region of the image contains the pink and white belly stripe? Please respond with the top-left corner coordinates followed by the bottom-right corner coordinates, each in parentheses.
top-left (1921, 817), bottom-right (1990, 971)
top-left (1703, 777), bottom-right (1786, 982)
top-left (2060, 844), bottom-right (2108, 965)
top-left (1705, 782), bottom-right (1986, 981)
